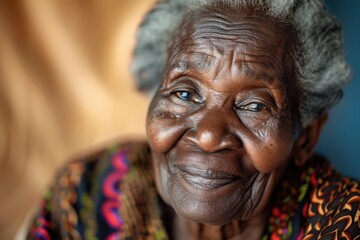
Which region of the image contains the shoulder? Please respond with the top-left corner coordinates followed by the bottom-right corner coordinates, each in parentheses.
top-left (303, 156), bottom-right (360, 239)
top-left (55, 140), bottom-right (151, 182)
top-left (26, 140), bottom-right (153, 239)
top-left (49, 139), bottom-right (153, 212)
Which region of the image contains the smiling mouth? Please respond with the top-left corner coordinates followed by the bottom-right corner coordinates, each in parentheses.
top-left (177, 165), bottom-right (239, 189)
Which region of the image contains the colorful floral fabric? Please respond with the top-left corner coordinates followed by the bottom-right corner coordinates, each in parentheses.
top-left (26, 141), bottom-right (360, 239)
top-left (264, 151), bottom-right (360, 239)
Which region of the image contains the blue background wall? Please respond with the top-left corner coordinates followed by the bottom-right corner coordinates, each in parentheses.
top-left (317, 1), bottom-right (360, 179)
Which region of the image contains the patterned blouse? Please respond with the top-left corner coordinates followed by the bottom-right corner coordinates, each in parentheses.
top-left (26, 141), bottom-right (360, 239)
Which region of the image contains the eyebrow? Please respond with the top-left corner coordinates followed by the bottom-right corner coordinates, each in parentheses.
top-left (235, 60), bottom-right (279, 83)
top-left (171, 52), bottom-right (216, 72)
top-left (172, 54), bottom-right (281, 84)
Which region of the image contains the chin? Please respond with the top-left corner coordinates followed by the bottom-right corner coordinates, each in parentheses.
top-left (173, 200), bottom-right (236, 225)
top-left (155, 165), bottom-right (270, 226)
top-left (169, 186), bottom-right (257, 226)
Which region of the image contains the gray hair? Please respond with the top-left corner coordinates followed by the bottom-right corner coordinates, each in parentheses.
top-left (131, 0), bottom-right (351, 127)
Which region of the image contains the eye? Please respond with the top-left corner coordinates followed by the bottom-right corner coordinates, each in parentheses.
top-left (174, 90), bottom-right (203, 103)
top-left (176, 91), bottom-right (191, 101)
top-left (240, 102), bottom-right (268, 112)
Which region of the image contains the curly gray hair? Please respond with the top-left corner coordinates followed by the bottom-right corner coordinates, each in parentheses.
top-left (131, 0), bottom-right (351, 127)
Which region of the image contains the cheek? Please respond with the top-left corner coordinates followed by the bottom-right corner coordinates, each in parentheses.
top-left (146, 98), bottom-right (188, 153)
top-left (246, 117), bottom-right (295, 173)
top-left (151, 151), bottom-right (172, 204)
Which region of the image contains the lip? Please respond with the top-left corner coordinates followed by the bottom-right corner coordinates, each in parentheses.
top-left (177, 165), bottom-right (239, 189)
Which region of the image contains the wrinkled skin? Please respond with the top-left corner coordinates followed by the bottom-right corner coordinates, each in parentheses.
top-left (147, 6), bottom-right (304, 239)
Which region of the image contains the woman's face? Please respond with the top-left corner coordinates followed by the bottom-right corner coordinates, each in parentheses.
top-left (147, 9), bottom-right (300, 225)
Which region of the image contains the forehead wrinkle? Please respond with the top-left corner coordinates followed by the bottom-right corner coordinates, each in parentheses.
top-left (191, 12), bottom-right (273, 42)
top-left (192, 23), bottom-right (267, 43)
top-left (232, 49), bottom-right (288, 85)
top-left (192, 25), bottom-right (286, 60)
top-left (191, 21), bottom-right (286, 54)
top-left (190, 38), bottom-right (287, 85)
top-left (189, 18), bottom-right (290, 83)
top-left (234, 60), bottom-right (276, 84)
top-left (243, 47), bottom-right (289, 85)
top-left (170, 41), bottom-right (224, 73)
top-left (168, 11), bottom-right (294, 88)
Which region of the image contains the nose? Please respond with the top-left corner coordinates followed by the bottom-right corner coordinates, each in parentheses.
top-left (189, 109), bottom-right (241, 153)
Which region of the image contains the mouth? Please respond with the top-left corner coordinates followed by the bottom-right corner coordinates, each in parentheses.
top-left (177, 165), bottom-right (239, 189)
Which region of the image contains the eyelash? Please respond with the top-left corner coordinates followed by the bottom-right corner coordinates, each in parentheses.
top-left (173, 90), bottom-right (204, 104)
top-left (238, 102), bottom-right (269, 112)
top-left (171, 89), bottom-right (271, 113)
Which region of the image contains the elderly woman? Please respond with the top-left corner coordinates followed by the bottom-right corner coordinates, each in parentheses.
top-left (26, 0), bottom-right (359, 239)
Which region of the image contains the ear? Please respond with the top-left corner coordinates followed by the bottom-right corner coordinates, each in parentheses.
top-left (293, 114), bottom-right (328, 166)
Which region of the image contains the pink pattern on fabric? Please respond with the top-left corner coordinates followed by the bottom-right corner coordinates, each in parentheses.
top-left (101, 150), bottom-right (130, 237)
top-left (32, 227), bottom-right (51, 240)
top-left (112, 152), bottom-right (129, 172)
top-left (103, 172), bottom-right (125, 198)
top-left (101, 201), bottom-right (123, 228)
top-left (106, 232), bottom-right (121, 240)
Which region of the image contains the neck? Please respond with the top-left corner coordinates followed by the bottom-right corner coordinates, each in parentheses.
top-left (173, 210), bottom-right (269, 240)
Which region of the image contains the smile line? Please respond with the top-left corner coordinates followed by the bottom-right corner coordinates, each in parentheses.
top-left (177, 166), bottom-right (239, 189)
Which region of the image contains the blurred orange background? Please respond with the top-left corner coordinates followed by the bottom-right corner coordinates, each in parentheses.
top-left (0, 0), bottom-right (156, 238)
